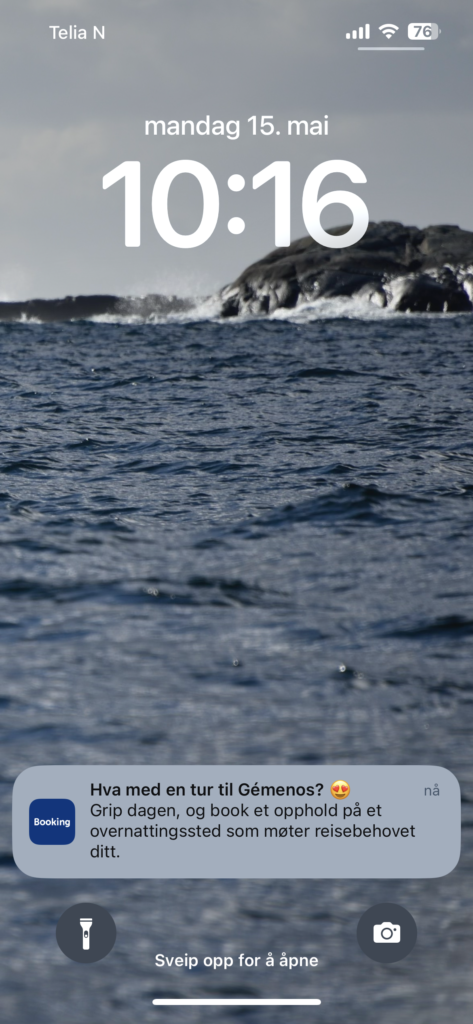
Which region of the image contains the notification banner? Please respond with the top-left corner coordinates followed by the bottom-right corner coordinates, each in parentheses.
top-left (12, 765), bottom-right (460, 879)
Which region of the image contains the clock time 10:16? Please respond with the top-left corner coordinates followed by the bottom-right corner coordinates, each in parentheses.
top-left (103, 159), bottom-right (369, 250)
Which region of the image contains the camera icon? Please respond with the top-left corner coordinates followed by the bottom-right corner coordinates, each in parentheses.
top-left (373, 922), bottom-right (401, 943)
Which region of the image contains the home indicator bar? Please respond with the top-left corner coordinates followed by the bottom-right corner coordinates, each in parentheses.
top-left (152, 999), bottom-right (322, 1007)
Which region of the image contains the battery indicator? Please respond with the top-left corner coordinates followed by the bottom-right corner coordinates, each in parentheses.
top-left (408, 23), bottom-right (440, 40)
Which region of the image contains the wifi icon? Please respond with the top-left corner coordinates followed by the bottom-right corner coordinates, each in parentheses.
top-left (379, 24), bottom-right (399, 39)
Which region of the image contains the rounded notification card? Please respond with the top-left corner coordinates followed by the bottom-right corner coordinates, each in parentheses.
top-left (13, 765), bottom-right (460, 880)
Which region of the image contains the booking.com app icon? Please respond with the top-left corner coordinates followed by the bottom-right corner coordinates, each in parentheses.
top-left (29, 799), bottom-right (75, 845)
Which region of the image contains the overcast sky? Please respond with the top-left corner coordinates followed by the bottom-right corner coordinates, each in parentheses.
top-left (0, 0), bottom-right (472, 298)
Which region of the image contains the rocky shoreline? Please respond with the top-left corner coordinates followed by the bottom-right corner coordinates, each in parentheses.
top-left (0, 222), bottom-right (472, 321)
top-left (220, 222), bottom-right (473, 316)
top-left (0, 293), bottom-right (193, 323)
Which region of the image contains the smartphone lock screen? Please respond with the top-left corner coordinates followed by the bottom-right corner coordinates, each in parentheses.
top-left (0, 3), bottom-right (472, 1023)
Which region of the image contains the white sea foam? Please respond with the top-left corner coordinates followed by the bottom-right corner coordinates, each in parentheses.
top-left (4, 289), bottom-right (470, 327)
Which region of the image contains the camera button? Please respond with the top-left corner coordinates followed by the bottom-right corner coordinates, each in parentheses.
top-left (357, 903), bottom-right (417, 962)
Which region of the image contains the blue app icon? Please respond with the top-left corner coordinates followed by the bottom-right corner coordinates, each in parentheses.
top-left (29, 799), bottom-right (75, 845)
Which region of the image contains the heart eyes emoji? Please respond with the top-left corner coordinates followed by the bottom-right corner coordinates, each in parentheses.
top-left (330, 780), bottom-right (350, 800)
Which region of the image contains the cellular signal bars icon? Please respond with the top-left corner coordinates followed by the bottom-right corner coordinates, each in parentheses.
top-left (346, 25), bottom-right (370, 40)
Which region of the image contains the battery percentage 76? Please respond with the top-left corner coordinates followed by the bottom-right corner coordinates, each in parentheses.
top-left (408, 23), bottom-right (441, 40)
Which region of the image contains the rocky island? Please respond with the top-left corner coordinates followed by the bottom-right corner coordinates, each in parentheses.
top-left (220, 222), bottom-right (473, 316)
top-left (0, 222), bottom-right (472, 321)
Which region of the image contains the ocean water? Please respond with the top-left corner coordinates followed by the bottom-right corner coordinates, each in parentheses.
top-left (0, 311), bottom-right (472, 1023)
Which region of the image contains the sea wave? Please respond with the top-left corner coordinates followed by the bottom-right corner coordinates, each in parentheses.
top-left (1, 289), bottom-right (472, 326)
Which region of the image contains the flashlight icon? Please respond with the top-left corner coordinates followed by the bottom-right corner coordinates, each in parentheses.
top-left (79, 917), bottom-right (93, 950)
